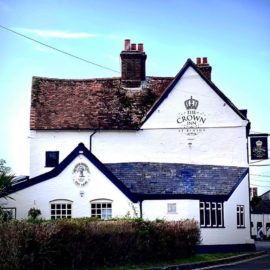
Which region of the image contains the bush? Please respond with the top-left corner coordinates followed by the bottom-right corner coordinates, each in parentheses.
top-left (27, 208), bottom-right (41, 219)
top-left (0, 219), bottom-right (200, 270)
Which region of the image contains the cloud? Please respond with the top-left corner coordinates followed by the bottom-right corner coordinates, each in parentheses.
top-left (20, 28), bottom-right (96, 39)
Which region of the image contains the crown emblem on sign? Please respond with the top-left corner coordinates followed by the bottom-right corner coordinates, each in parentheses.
top-left (184, 96), bottom-right (199, 110)
top-left (256, 140), bottom-right (263, 147)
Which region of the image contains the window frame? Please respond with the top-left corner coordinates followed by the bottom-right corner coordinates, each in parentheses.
top-left (167, 203), bottom-right (177, 214)
top-left (200, 201), bottom-right (224, 228)
top-left (50, 199), bottom-right (73, 220)
top-left (90, 199), bottom-right (112, 220)
top-left (236, 205), bottom-right (245, 228)
top-left (1, 207), bottom-right (16, 220)
top-left (45, 151), bottom-right (59, 168)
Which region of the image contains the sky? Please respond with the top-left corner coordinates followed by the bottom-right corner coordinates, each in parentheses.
top-left (0, 0), bottom-right (270, 194)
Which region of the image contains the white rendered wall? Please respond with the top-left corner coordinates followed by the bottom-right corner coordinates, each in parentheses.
top-left (141, 67), bottom-right (247, 129)
top-left (142, 199), bottom-right (199, 221)
top-left (1, 154), bottom-right (138, 220)
top-left (251, 214), bottom-right (270, 238)
top-left (200, 175), bottom-right (253, 245)
top-left (30, 127), bottom-right (248, 178)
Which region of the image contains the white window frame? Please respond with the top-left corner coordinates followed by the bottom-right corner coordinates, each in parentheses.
top-left (200, 202), bottom-right (205, 227)
top-left (237, 205), bottom-right (245, 228)
top-left (167, 203), bottom-right (177, 214)
top-left (50, 199), bottom-right (73, 220)
top-left (90, 199), bottom-right (112, 220)
top-left (200, 201), bottom-right (224, 228)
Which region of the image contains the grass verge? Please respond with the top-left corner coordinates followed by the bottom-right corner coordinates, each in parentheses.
top-left (96, 252), bottom-right (242, 270)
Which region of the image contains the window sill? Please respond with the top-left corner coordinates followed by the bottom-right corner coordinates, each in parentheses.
top-left (201, 226), bottom-right (226, 229)
top-left (237, 226), bottom-right (246, 229)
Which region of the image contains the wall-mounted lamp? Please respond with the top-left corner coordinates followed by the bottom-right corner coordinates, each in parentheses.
top-left (80, 190), bottom-right (85, 197)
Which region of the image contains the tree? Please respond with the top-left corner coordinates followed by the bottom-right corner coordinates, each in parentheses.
top-left (0, 159), bottom-right (11, 174)
top-left (0, 172), bottom-right (14, 199)
top-left (0, 159), bottom-right (14, 199)
top-left (251, 195), bottom-right (262, 209)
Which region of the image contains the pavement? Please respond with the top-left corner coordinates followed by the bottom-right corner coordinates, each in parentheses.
top-left (138, 241), bottom-right (270, 270)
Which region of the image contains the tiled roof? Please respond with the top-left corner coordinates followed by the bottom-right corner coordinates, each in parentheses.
top-left (105, 162), bottom-right (248, 199)
top-left (30, 76), bottom-right (173, 130)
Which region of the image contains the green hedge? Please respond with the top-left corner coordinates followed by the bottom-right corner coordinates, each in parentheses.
top-left (0, 219), bottom-right (200, 270)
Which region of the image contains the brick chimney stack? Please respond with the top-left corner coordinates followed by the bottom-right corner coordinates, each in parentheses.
top-left (196, 57), bottom-right (212, 81)
top-left (120, 39), bottom-right (147, 88)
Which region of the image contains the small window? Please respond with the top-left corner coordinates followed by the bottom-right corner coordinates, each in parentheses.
top-left (1, 208), bottom-right (16, 220)
top-left (50, 200), bottom-right (72, 219)
top-left (237, 205), bottom-right (245, 228)
top-left (91, 200), bottom-right (112, 220)
top-left (167, 203), bottom-right (177, 214)
top-left (200, 201), bottom-right (224, 228)
top-left (45, 151), bottom-right (59, 167)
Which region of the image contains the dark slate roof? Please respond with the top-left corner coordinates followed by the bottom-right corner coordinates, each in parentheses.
top-left (30, 76), bottom-right (173, 130)
top-left (5, 143), bottom-right (248, 203)
top-left (252, 200), bottom-right (270, 214)
top-left (105, 162), bottom-right (248, 200)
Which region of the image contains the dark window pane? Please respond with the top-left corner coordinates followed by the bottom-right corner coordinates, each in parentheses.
top-left (211, 203), bottom-right (217, 227)
top-left (67, 204), bottom-right (71, 209)
top-left (45, 151), bottom-right (59, 167)
top-left (205, 203), bottom-right (211, 226)
top-left (200, 208), bottom-right (205, 227)
top-left (51, 204), bottom-right (55, 209)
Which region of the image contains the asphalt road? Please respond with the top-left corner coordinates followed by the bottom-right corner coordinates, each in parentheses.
top-left (208, 241), bottom-right (270, 270)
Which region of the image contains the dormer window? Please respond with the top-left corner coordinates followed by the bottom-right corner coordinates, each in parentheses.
top-left (45, 151), bottom-right (59, 167)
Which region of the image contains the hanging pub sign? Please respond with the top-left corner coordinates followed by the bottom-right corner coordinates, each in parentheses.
top-left (250, 136), bottom-right (268, 160)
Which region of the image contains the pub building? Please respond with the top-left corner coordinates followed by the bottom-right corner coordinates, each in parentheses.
top-left (1, 40), bottom-right (254, 252)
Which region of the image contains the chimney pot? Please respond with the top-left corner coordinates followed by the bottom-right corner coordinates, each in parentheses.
top-left (124, 39), bottom-right (130, 51)
top-left (138, 43), bottom-right (144, 52)
top-left (196, 57), bottom-right (201, 65)
top-left (131, 43), bottom-right (137, 50)
top-left (203, 57), bottom-right (208, 64)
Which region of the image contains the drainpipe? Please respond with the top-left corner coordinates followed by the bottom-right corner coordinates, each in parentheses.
top-left (139, 200), bottom-right (143, 219)
top-left (89, 129), bottom-right (97, 153)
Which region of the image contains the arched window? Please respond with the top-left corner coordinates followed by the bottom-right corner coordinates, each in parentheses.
top-left (90, 199), bottom-right (112, 220)
top-left (50, 199), bottom-right (73, 219)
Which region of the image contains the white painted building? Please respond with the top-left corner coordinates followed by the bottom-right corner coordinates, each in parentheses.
top-left (251, 190), bottom-right (270, 239)
top-left (1, 39), bottom-right (254, 252)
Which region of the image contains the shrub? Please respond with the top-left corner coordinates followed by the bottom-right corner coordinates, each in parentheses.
top-left (27, 208), bottom-right (41, 219)
top-left (0, 219), bottom-right (200, 270)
